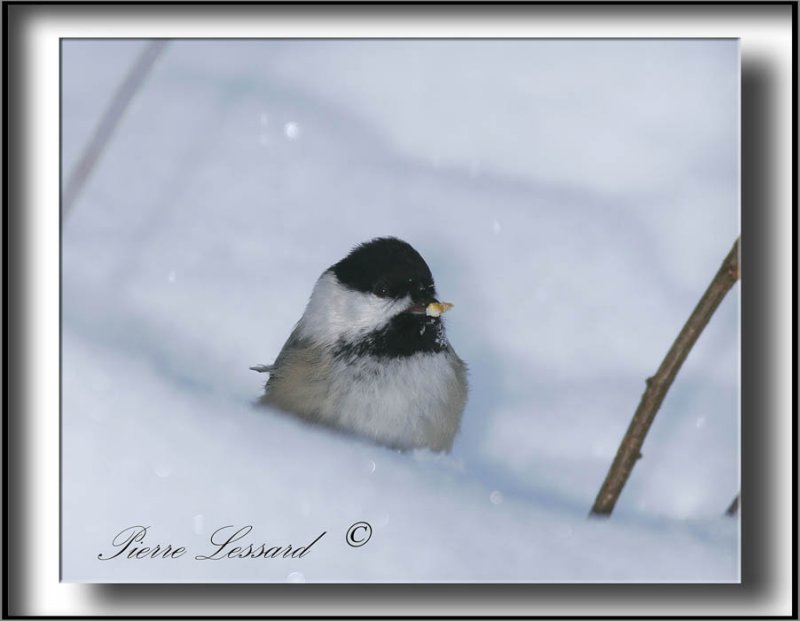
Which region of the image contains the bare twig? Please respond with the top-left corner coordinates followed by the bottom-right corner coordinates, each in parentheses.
top-left (725, 493), bottom-right (740, 516)
top-left (62, 40), bottom-right (168, 217)
top-left (590, 238), bottom-right (741, 516)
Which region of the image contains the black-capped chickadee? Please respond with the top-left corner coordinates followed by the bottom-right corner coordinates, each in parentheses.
top-left (252, 237), bottom-right (468, 452)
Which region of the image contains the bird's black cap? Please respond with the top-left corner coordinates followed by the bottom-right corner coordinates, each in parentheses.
top-left (330, 238), bottom-right (450, 359)
top-left (331, 237), bottom-right (437, 303)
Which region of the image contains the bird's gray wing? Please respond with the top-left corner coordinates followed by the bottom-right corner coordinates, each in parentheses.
top-left (256, 327), bottom-right (332, 422)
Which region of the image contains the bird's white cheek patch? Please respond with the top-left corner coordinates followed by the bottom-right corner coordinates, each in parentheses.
top-left (298, 271), bottom-right (410, 345)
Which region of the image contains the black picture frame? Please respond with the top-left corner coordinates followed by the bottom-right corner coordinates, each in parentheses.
top-left (4, 2), bottom-right (796, 618)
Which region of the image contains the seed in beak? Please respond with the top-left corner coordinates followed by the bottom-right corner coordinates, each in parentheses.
top-left (425, 302), bottom-right (454, 317)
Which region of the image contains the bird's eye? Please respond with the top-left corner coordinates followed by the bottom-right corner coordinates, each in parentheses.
top-left (373, 281), bottom-right (390, 297)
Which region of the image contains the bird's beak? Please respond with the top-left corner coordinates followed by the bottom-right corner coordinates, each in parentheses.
top-left (407, 301), bottom-right (454, 316)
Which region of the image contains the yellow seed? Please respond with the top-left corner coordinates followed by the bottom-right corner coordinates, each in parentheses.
top-left (425, 302), bottom-right (454, 317)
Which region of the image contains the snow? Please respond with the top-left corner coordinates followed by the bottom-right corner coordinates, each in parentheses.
top-left (61, 39), bottom-right (740, 582)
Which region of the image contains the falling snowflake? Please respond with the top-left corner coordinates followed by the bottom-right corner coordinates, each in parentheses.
top-left (284, 121), bottom-right (301, 140)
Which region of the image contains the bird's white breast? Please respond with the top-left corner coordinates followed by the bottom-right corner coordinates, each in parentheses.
top-left (322, 351), bottom-right (467, 452)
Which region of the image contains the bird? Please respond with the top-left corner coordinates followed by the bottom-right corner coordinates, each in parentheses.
top-left (252, 237), bottom-right (468, 452)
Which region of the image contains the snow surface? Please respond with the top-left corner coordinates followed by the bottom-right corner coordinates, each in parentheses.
top-left (61, 39), bottom-right (740, 583)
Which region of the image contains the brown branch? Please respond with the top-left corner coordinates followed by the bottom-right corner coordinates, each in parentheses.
top-left (725, 493), bottom-right (740, 516)
top-left (62, 40), bottom-right (168, 217)
top-left (590, 238), bottom-right (740, 517)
